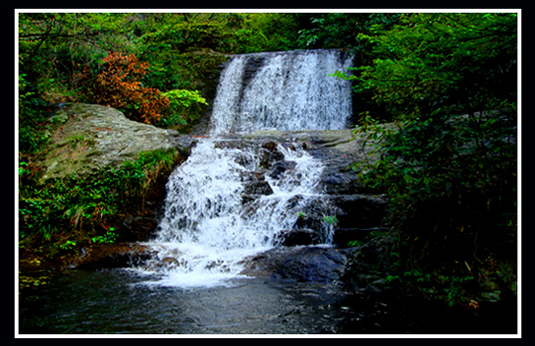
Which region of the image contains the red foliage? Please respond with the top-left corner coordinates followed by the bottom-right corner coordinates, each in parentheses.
top-left (92, 52), bottom-right (169, 124)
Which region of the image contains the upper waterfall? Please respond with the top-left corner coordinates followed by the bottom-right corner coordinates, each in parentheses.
top-left (211, 49), bottom-right (353, 135)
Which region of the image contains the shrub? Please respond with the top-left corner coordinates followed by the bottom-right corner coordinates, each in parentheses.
top-left (19, 149), bottom-right (182, 247)
top-left (159, 89), bottom-right (208, 130)
top-left (91, 52), bottom-right (170, 124)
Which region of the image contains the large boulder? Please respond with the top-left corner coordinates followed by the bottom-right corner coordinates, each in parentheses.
top-left (242, 246), bottom-right (357, 284)
top-left (38, 103), bottom-right (192, 182)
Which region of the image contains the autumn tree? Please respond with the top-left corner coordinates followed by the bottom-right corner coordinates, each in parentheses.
top-left (92, 52), bottom-right (169, 124)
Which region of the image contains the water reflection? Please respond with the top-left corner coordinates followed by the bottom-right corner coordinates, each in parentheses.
top-left (18, 268), bottom-right (517, 335)
top-left (19, 269), bottom-right (350, 334)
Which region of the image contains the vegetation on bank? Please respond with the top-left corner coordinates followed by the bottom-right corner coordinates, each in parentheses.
top-left (337, 13), bottom-right (517, 309)
top-left (19, 147), bottom-right (183, 255)
top-left (18, 12), bottom-right (518, 310)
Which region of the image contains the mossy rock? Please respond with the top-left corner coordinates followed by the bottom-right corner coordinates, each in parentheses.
top-left (38, 103), bottom-right (192, 183)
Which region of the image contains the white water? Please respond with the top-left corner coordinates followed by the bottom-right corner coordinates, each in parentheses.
top-left (211, 49), bottom-right (353, 135)
top-left (137, 49), bottom-right (353, 288)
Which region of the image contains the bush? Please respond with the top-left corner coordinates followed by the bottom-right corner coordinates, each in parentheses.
top-left (91, 51), bottom-right (170, 124)
top-left (19, 149), bottom-right (182, 248)
top-left (158, 89), bottom-right (208, 130)
top-left (337, 13), bottom-right (517, 305)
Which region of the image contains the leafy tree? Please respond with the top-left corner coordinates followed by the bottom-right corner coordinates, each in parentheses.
top-left (91, 51), bottom-right (170, 124)
top-left (19, 13), bottom-right (137, 102)
top-left (297, 13), bottom-right (400, 58)
top-left (337, 13), bottom-right (517, 120)
top-left (133, 13), bottom-right (247, 91)
top-left (337, 13), bottom-right (517, 296)
top-left (245, 13), bottom-right (302, 52)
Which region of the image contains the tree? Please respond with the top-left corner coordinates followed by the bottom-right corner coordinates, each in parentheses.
top-left (337, 13), bottom-right (517, 120)
top-left (336, 13), bottom-right (518, 299)
top-left (19, 13), bottom-right (137, 102)
top-left (92, 52), bottom-right (170, 124)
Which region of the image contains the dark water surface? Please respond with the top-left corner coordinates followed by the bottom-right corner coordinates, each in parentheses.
top-left (18, 268), bottom-right (517, 335)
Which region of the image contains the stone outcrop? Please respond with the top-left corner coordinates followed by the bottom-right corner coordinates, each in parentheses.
top-left (242, 246), bottom-right (358, 284)
top-left (240, 128), bottom-right (389, 248)
top-left (38, 103), bottom-right (193, 183)
top-left (231, 128), bottom-right (392, 288)
top-left (68, 243), bottom-right (155, 270)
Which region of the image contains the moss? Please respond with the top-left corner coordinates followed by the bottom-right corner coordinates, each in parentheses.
top-left (19, 147), bottom-right (185, 263)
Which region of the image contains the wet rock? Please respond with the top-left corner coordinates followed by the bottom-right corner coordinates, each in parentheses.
top-left (240, 171), bottom-right (265, 182)
top-left (243, 246), bottom-right (357, 284)
top-left (275, 229), bottom-right (322, 246)
top-left (273, 246), bottom-right (348, 283)
top-left (70, 243), bottom-right (155, 270)
top-left (242, 180), bottom-right (274, 196)
top-left (261, 140), bottom-right (278, 151)
top-left (332, 194), bottom-right (388, 229)
top-left (268, 160), bottom-right (296, 179)
top-left (119, 215), bottom-right (158, 242)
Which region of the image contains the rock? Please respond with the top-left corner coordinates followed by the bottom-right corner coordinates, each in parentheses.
top-left (243, 246), bottom-right (358, 284)
top-left (240, 128), bottom-right (382, 195)
top-left (242, 180), bottom-right (274, 196)
top-left (332, 194), bottom-right (388, 229)
top-left (275, 229), bottom-right (322, 246)
top-left (38, 103), bottom-right (192, 182)
top-left (119, 216), bottom-right (158, 242)
top-left (268, 160), bottom-right (297, 179)
top-left (261, 140), bottom-right (277, 151)
top-left (273, 246), bottom-right (348, 283)
top-left (69, 243), bottom-right (155, 270)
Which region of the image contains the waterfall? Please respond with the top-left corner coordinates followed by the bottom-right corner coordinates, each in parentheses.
top-left (211, 49), bottom-right (353, 134)
top-left (136, 49), bottom-right (353, 288)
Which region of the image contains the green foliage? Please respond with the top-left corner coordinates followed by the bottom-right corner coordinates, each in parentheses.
top-left (59, 240), bottom-right (77, 250)
top-left (18, 72), bottom-right (50, 153)
top-left (297, 13), bottom-right (400, 60)
top-left (92, 228), bottom-right (117, 244)
top-left (336, 13), bottom-right (517, 303)
top-left (337, 13), bottom-right (517, 120)
top-left (347, 239), bottom-right (364, 247)
top-left (322, 215), bottom-right (339, 225)
top-left (159, 89), bottom-right (208, 130)
top-left (19, 149), bottom-right (181, 247)
top-left (245, 13), bottom-right (302, 52)
top-left (132, 13), bottom-right (300, 92)
top-left (18, 11), bottom-right (311, 106)
top-left (19, 13), bottom-right (137, 103)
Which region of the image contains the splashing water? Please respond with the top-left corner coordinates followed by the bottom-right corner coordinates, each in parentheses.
top-left (136, 49), bottom-right (352, 288)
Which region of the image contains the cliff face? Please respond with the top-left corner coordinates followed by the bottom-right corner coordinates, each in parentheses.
top-left (38, 103), bottom-right (192, 183)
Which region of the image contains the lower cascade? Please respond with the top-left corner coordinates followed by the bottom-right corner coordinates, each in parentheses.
top-left (135, 49), bottom-right (353, 287)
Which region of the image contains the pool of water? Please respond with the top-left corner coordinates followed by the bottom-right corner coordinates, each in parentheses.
top-left (18, 268), bottom-right (517, 335)
top-left (17, 268), bottom-right (390, 334)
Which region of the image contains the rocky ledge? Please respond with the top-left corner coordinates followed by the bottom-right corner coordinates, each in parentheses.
top-left (38, 103), bottom-right (193, 183)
